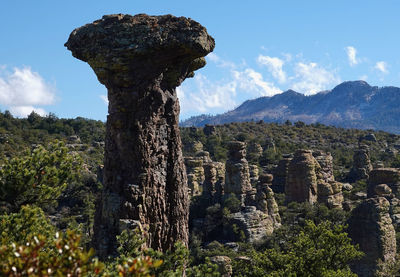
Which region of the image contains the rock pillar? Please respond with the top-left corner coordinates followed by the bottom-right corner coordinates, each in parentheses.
top-left (65, 14), bottom-right (214, 257)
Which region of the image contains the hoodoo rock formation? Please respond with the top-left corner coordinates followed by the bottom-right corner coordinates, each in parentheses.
top-left (286, 150), bottom-right (319, 204)
top-left (65, 14), bottom-right (215, 257)
top-left (285, 150), bottom-right (343, 208)
top-left (225, 141), bottom-right (252, 204)
top-left (349, 144), bottom-right (373, 182)
top-left (348, 197), bottom-right (396, 276)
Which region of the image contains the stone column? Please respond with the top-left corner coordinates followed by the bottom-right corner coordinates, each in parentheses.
top-left (65, 13), bottom-right (214, 257)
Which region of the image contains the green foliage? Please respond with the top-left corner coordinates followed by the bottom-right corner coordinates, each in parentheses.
top-left (0, 141), bottom-right (82, 213)
top-left (233, 221), bottom-right (363, 277)
top-left (0, 205), bottom-right (55, 247)
top-left (0, 230), bottom-right (104, 276)
top-left (223, 194), bottom-right (241, 213)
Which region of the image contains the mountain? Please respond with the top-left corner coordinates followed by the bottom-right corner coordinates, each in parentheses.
top-left (181, 81), bottom-right (400, 134)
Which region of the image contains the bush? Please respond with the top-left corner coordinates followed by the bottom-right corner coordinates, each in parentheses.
top-left (0, 141), bottom-right (82, 213)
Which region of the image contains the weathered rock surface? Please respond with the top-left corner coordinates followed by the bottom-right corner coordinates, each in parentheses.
top-left (256, 174), bottom-right (281, 226)
top-left (249, 164), bottom-right (259, 185)
top-left (313, 151), bottom-right (343, 208)
top-left (271, 154), bottom-right (292, 193)
top-left (367, 168), bottom-right (400, 228)
top-left (367, 168), bottom-right (400, 198)
top-left (203, 162), bottom-right (217, 201)
top-left (349, 144), bottom-right (373, 181)
top-left (185, 157), bottom-right (204, 196)
top-left (225, 141), bottom-right (252, 203)
top-left (286, 150), bottom-right (319, 204)
top-left (66, 13), bottom-right (215, 257)
top-left (347, 197), bottom-right (396, 276)
top-left (247, 142), bottom-right (263, 160)
top-left (203, 124), bottom-right (217, 136)
top-left (225, 174), bottom-right (280, 243)
top-left (285, 150), bottom-right (343, 208)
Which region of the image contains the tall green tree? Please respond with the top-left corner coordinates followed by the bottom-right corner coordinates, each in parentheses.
top-left (0, 141), bottom-right (82, 213)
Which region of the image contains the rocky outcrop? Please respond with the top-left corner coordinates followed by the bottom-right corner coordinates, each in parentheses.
top-left (367, 168), bottom-right (400, 198)
top-left (203, 162), bottom-right (217, 202)
top-left (247, 142), bottom-right (263, 160)
top-left (347, 197), bottom-right (396, 276)
top-left (66, 13), bottom-right (215, 257)
top-left (349, 144), bottom-right (373, 181)
top-left (185, 158), bottom-right (204, 196)
top-left (225, 173), bottom-right (281, 243)
top-left (367, 168), bottom-right (400, 227)
top-left (271, 154), bottom-right (292, 193)
top-left (285, 150), bottom-right (343, 208)
top-left (286, 150), bottom-right (319, 204)
top-left (313, 151), bottom-right (343, 208)
top-left (225, 141), bottom-right (252, 204)
top-left (255, 174), bottom-right (281, 226)
top-left (249, 165), bottom-right (259, 185)
top-left (203, 124), bottom-right (217, 136)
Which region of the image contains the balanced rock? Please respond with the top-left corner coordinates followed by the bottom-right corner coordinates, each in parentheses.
top-left (367, 168), bottom-right (400, 198)
top-left (347, 197), bottom-right (396, 276)
top-left (349, 144), bottom-right (373, 181)
top-left (66, 13), bottom-right (215, 256)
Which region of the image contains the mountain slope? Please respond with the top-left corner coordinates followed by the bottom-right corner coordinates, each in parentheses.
top-left (181, 81), bottom-right (400, 134)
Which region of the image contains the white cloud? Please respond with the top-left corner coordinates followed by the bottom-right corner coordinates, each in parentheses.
top-left (178, 65), bottom-right (282, 118)
top-left (10, 106), bottom-right (47, 117)
top-left (257, 55), bottom-right (287, 83)
top-left (345, 46), bottom-right (358, 66)
top-left (0, 66), bottom-right (55, 117)
top-left (233, 68), bottom-right (281, 96)
top-left (178, 73), bottom-right (237, 115)
top-left (375, 61), bottom-right (388, 74)
top-left (99, 94), bottom-right (108, 105)
top-left (207, 53), bottom-right (236, 69)
top-left (291, 62), bottom-right (340, 95)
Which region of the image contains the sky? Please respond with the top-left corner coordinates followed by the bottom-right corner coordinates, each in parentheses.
top-left (1, 1), bottom-right (400, 121)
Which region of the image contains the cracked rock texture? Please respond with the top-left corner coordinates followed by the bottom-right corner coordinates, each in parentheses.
top-left (347, 197), bottom-right (396, 277)
top-left (285, 150), bottom-right (343, 208)
top-left (349, 144), bottom-right (373, 182)
top-left (65, 13), bottom-right (214, 257)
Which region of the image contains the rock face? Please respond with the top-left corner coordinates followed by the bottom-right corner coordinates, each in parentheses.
top-left (367, 168), bottom-right (400, 198)
top-left (347, 197), bottom-right (396, 276)
top-left (65, 14), bottom-right (215, 257)
top-left (249, 164), bottom-right (259, 185)
top-left (349, 144), bottom-right (373, 181)
top-left (185, 158), bottom-right (205, 196)
top-left (285, 150), bottom-right (343, 208)
top-left (225, 173), bottom-right (281, 243)
top-left (313, 151), bottom-right (343, 208)
top-left (225, 141), bottom-right (252, 204)
top-left (367, 168), bottom-right (400, 227)
top-left (286, 150), bottom-right (319, 204)
top-left (271, 154), bottom-right (292, 193)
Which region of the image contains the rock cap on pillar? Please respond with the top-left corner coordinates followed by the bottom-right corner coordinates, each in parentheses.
top-left (65, 13), bottom-right (215, 87)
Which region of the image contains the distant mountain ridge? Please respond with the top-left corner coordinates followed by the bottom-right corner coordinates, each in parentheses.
top-left (181, 81), bottom-right (400, 134)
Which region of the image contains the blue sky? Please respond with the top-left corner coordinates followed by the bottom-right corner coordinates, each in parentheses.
top-left (1, 1), bottom-right (400, 120)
